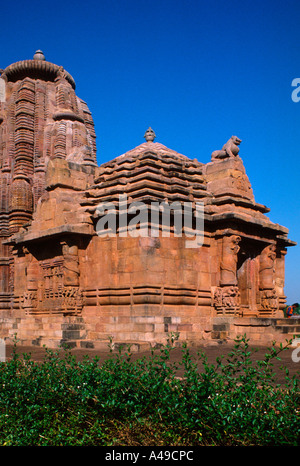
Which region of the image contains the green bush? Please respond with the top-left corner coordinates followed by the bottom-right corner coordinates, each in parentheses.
top-left (0, 335), bottom-right (299, 446)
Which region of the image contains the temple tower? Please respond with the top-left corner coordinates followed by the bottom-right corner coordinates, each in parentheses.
top-left (0, 51), bottom-right (97, 308)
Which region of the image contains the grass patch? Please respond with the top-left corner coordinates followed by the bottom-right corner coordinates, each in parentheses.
top-left (0, 334), bottom-right (299, 446)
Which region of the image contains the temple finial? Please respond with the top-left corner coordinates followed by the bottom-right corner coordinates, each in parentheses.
top-left (144, 127), bottom-right (156, 142)
top-left (33, 50), bottom-right (46, 61)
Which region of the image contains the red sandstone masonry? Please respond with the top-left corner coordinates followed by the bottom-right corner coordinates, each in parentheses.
top-left (0, 55), bottom-right (297, 349)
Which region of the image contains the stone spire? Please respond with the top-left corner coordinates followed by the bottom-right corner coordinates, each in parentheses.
top-left (144, 127), bottom-right (156, 142)
top-left (0, 52), bottom-right (97, 304)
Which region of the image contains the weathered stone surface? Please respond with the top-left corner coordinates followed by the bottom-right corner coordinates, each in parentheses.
top-left (0, 53), bottom-right (296, 348)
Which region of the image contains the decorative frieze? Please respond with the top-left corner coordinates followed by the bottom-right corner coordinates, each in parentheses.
top-left (213, 286), bottom-right (241, 315)
top-left (21, 257), bottom-right (82, 315)
top-left (260, 288), bottom-right (278, 315)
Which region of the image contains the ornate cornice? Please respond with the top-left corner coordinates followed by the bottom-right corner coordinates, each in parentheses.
top-left (1, 59), bottom-right (76, 89)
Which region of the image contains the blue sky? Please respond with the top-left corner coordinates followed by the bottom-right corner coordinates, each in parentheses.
top-left (1, 0), bottom-right (299, 303)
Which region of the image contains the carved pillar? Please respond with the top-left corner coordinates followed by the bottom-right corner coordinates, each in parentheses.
top-left (220, 235), bottom-right (241, 286)
top-left (259, 244), bottom-right (276, 290)
top-left (61, 242), bottom-right (79, 287)
top-left (214, 235), bottom-right (241, 315)
top-left (275, 249), bottom-right (287, 311)
top-left (22, 249), bottom-right (38, 314)
top-left (61, 241), bottom-right (82, 314)
top-left (259, 244), bottom-right (278, 315)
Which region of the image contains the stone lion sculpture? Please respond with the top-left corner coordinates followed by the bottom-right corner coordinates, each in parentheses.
top-left (211, 136), bottom-right (242, 160)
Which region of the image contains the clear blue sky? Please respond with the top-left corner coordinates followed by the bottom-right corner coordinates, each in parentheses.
top-left (1, 0), bottom-right (299, 304)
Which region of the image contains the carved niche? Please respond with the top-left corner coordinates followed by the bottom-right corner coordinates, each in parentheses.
top-left (22, 242), bottom-right (82, 315)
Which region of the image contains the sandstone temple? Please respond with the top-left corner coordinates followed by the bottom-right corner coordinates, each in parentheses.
top-left (0, 51), bottom-right (296, 349)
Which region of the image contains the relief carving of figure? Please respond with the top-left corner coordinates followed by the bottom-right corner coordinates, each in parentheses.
top-left (259, 244), bottom-right (276, 290)
top-left (211, 136), bottom-right (242, 160)
top-left (22, 291), bottom-right (38, 310)
top-left (259, 244), bottom-right (278, 314)
top-left (260, 289), bottom-right (278, 312)
top-left (62, 242), bottom-right (80, 287)
top-left (213, 286), bottom-right (240, 315)
top-left (220, 235), bottom-right (241, 286)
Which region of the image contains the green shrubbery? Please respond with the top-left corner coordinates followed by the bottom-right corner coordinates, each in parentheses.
top-left (0, 335), bottom-right (299, 446)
